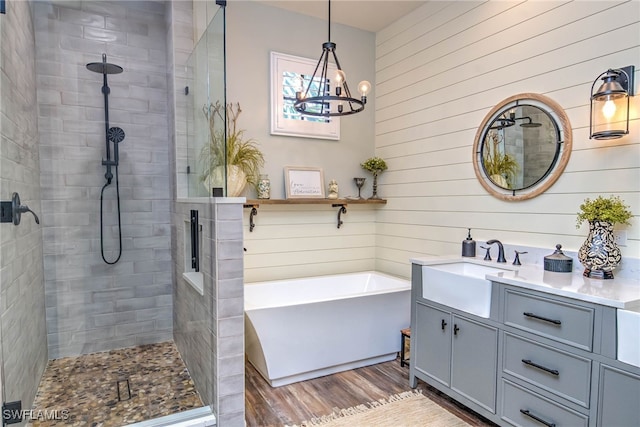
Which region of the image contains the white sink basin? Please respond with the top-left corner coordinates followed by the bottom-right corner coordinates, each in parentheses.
top-left (617, 309), bottom-right (640, 368)
top-left (422, 262), bottom-right (514, 318)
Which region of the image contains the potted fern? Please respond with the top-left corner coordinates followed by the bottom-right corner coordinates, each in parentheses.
top-left (482, 130), bottom-right (519, 189)
top-left (200, 101), bottom-right (264, 196)
top-left (576, 195), bottom-right (633, 279)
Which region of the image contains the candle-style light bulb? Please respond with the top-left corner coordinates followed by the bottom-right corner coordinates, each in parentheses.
top-left (335, 70), bottom-right (346, 96)
top-left (602, 99), bottom-right (617, 119)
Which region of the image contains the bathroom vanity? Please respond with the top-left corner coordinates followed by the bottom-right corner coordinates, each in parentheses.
top-left (410, 257), bottom-right (640, 427)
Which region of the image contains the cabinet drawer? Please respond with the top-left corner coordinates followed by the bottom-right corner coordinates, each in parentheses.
top-left (503, 332), bottom-right (591, 407)
top-left (501, 379), bottom-right (588, 427)
top-left (503, 289), bottom-right (594, 351)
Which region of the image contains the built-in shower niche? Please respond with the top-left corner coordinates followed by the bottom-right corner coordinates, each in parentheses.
top-left (183, 210), bottom-right (203, 295)
top-left (180, 6), bottom-right (227, 198)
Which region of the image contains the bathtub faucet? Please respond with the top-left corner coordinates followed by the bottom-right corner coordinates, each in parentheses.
top-left (486, 239), bottom-right (506, 263)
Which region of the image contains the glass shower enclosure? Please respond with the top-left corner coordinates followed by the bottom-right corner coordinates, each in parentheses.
top-left (184, 7), bottom-right (227, 198)
top-left (0, 0), bottom-right (225, 425)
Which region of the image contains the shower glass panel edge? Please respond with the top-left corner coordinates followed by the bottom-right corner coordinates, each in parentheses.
top-left (186, 5), bottom-right (227, 198)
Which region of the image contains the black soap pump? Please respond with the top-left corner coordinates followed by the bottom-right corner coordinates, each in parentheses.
top-left (462, 228), bottom-right (476, 257)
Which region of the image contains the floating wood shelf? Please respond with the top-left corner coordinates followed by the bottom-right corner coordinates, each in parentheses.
top-left (244, 198), bottom-right (387, 206)
top-left (242, 198), bottom-right (386, 231)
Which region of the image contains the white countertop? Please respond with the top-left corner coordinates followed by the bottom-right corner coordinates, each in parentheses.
top-left (411, 255), bottom-right (640, 311)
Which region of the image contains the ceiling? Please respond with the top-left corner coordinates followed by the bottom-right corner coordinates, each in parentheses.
top-left (256, 1), bottom-right (428, 33)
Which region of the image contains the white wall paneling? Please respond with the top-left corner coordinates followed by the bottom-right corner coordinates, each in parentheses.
top-left (374, 0), bottom-right (639, 279)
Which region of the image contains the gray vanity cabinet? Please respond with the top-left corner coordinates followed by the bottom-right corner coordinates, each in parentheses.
top-left (411, 261), bottom-right (640, 427)
top-left (597, 364), bottom-right (640, 426)
top-left (450, 314), bottom-right (498, 412)
top-left (414, 302), bottom-right (451, 386)
top-left (413, 301), bottom-right (498, 414)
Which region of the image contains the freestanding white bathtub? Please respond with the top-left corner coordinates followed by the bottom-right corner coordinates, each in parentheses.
top-left (244, 271), bottom-right (411, 387)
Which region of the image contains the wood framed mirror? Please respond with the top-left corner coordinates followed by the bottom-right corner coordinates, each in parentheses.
top-left (473, 93), bottom-right (572, 201)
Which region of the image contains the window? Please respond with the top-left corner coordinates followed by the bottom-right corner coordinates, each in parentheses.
top-left (270, 51), bottom-right (340, 140)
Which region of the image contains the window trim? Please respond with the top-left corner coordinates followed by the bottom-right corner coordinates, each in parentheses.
top-left (270, 51), bottom-right (340, 140)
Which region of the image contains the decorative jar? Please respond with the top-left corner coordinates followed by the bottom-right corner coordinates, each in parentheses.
top-left (578, 220), bottom-right (621, 279)
top-left (257, 174), bottom-right (270, 199)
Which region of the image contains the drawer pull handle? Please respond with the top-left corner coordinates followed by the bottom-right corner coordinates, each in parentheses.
top-left (441, 319), bottom-right (447, 330)
top-left (520, 409), bottom-right (556, 427)
top-left (523, 312), bottom-right (561, 325)
top-left (522, 359), bottom-right (559, 376)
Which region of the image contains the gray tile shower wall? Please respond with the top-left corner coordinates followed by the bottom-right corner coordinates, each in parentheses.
top-left (172, 199), bottom-right (245, 426)
top-left (33, 1), bottom-right (173, 358)
top-left (211, 201), bottom-right (245, 426)
top-left (172, 201), bottom-right (214, 406)
top-left (0, 0), bottom-right (48, 413)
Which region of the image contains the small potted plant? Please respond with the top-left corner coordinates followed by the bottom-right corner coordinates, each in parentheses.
top-left (200, 101), bottom-right (264, 197)
top-left (361, 157), bottom-right (388, 199)
top-left (576, 195), bottom-right (633, 279)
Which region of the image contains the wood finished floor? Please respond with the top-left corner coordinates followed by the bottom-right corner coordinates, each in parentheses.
top-left (245, 357), bottom-right (497, 426)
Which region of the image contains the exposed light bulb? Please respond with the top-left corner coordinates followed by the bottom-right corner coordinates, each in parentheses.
top-left (358, 80), bottom-right (371, 96)
top-left (602, 99), bottom-right (616, 119)
top-left (335, 70), bottom-right (346, 85)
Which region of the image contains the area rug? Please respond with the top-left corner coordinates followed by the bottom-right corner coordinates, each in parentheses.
top-left (290, 390), bottom-right (471, 427)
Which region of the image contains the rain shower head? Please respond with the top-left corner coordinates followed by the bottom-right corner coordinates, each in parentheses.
top-left (86, 53), bottom-right (123, 75)
top-left (519, 117), bottom-right (542, 128)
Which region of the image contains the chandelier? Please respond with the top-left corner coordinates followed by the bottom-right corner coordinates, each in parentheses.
top-left (294, 0), bottom-right (371, 117)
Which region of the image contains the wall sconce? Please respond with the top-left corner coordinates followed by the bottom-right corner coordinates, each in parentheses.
top-left (590, 65), bottom-right (635, 140)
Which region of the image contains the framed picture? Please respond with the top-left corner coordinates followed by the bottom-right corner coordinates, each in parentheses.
top-left (270, 51), bottom-right (340, 140)
top-left (284, 167), bottom-right (325, 199)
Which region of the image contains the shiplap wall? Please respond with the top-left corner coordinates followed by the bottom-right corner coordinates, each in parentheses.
top-left (374, 0), bottom-right (640, 279)
top-left (243, 205), bottom-right (378, 283)
top-left (242, 1), bottom-right (639, 283)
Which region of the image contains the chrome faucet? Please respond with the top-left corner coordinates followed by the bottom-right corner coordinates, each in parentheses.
top-left (486, 239), bottom-right (506, 263)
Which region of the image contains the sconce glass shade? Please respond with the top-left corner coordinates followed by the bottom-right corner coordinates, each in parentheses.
top-left (590, 67), bottom-right (634, 140)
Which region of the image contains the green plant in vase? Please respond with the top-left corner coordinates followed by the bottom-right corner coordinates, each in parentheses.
top-left (482, 130), bottom-right (519, 189)
top-left (361, 156), bottom-right (388, 199)
top-left (576, 195), bottom-right (633, 279)
top-left (199, 101), bottom-right (264, 196)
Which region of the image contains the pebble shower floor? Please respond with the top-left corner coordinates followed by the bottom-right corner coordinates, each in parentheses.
top-left (27, 342), bottom-right (203, 426)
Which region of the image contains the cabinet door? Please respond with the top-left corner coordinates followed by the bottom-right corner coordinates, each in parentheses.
top-left (451, 314), bottom-right (498, 413)
top-left (415, 303), bottom-right (451, 386)
top-left (598, 364), bottom-right (640, 427)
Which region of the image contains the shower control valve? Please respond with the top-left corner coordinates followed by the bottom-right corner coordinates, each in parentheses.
top-left (1, 192), bottom-right (40, 225)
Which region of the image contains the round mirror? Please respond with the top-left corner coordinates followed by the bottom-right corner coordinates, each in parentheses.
top-left (473, 93), bottom-right (572, 201)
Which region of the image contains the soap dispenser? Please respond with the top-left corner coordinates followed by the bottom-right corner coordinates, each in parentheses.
top-left (462, 228), bottom-right (476, 257)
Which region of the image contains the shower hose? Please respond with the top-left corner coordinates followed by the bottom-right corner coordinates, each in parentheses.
top-left (100, 167), bottom-right (123, 265)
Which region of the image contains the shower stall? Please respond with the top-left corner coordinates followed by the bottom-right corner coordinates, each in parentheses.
top-left (0, 1), bottom-right (243, 426)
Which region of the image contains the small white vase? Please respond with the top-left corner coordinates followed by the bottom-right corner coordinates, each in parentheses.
top-left (202, 165), bottom-right (247, 197)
